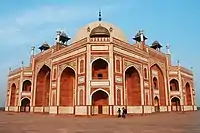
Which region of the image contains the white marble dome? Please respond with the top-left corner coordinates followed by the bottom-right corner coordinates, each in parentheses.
top-left (71, 21), bottom-right (128, 43)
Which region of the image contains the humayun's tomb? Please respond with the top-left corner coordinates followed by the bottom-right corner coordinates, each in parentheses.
top-left (5, 13), bottom-right (197, 116)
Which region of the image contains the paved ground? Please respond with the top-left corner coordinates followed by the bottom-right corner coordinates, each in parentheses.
top-left (0, 111), bottom-right (200, 133)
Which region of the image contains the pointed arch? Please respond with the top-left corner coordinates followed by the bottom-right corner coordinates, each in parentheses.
top-left (60, 67), bottom-right (75, 106)
top-left (20, 98), bottom-right (30, 112)
top-left (170, 79), bottom-right (179, 91)
top-left (124, 65), bottom-right (141, 106)
top-left (153, 77), bottom-right (158, 90)
top-left (35, 64), bottom-right (51, 107)
top-left (185, 82), bottom-right (192, 105)
top-left (10, 83), bottom-right (17, 106)
top-left (91, 89), bottom-right (109, 114)
top-left (171, 96), bottom-right (181, 111)
top-left (150, 64), bottom-right (166, 106)
top-left (92, 58), bottom-right (108, 79)
top-left (22, 80), bottom-right (31, 91)
top-left (91, 90), bottom-right (109, 106)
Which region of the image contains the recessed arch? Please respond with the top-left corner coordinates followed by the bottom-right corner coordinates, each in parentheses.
top-left (154, 96), bottom-right (160, 112)
top-left (171, 96), bottom-right (181, 111)
top-left (185, 82), bottom-right (192, 105)
top-left (92, 58), bottom-right (108, 79)
top-left (20, 98), bottom-right (30, 112)
top-left (35, 64), bottom-right (51, 107)
top-left (10, 83), bottom-right (17, 106)
top-left (91, 90), bottom-right (109, 114)
top-left (91, 57), bottom-right (109, 65)
top-left (125, 65), bottom-right (141, 106)
top-left (91, 88), bottom-right (109, 97)
top-left (22, 80), bottom-right (31, 91)
top-left (91, 90), bottom-right (109, 105)
top-left (153, 77), bottom-right (158, 90)
top-left (150, 64), bottom-right (166, 106)
top-left (170, 95), bottom-right (180, 101)
top-left (36, 63), bottom-right (51, 75)
top-left (170, 79), bottom-right (179, 91)
top-left (59, 65), bottom-right (76, 77)
top-left (60, 67), bottom-right (75, 106)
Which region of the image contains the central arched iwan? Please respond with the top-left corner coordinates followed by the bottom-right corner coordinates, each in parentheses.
top-left (35, 65), bottom-right (51, 107)
top-left (92, 59), bottom-right (108, 79)
top-left (60, 67), bottom-right (75, 106)
top-left (10, 83), bottom-right (17, 106)
top-left (125, 66), bottom-right (141, 106)
top-left (150, 64), bottom-right (166, 106)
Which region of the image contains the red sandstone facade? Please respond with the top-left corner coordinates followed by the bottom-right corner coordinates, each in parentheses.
top-left (5, 20), bottom-right (197, 115)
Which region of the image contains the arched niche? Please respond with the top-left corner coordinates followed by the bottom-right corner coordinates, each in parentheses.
top-left (60, 67), bottom-right (75, 106)
top-left (20, 98), bottom-right (30, 112)
top-left (153, 77), bottom-right (158, 90)
top-left (171, 97), bottom-right (181, 111)
top-left (10, 83), bottom-right (17, 106)
top-left (125, 66), bottom-right (141, 106)
top-left (150, 64), bottom-right (166, 106)
top-left (91, 90), bottom-right (109, 114)
top-left (35, 65), bottom-right (51, 107)
top-left (170, 79), bottom-right (179, 91)
top-left (92, 58), bottom-right (108, 79)
top-left (185, 82), bottom-right (192, 105)
top-left (22, 80), bottom-right (31, 91)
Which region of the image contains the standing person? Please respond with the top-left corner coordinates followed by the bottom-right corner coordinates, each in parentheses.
top-left (124, 108), bottom-right (127, 118)
top-left (117, 108), bottom-right (121, 118)
top-left (122, 107), bottom-right (125, 118)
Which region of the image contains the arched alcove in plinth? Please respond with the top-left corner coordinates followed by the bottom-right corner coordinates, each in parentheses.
top-left (20, 98), bottom-right (30, 112)
top-left (60, 67), bottom-right (75, 106)
top-left (91, 90), bottom-right (109, 114)
top-left (171, 97), bottom-right (181, 111)
top-left (35, 65), bottom-right (51, 107)
top-left (150, 64), bottom-right (166, 106)
top-left (125, 66), bottom-right (141, 106)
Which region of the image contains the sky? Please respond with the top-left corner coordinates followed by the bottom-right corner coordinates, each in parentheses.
top-left (0, 0), bottom-right (199, 107)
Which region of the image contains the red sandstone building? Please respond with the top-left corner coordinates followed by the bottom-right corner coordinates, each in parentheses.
top-left (5, 15), bottom-right (197, 115)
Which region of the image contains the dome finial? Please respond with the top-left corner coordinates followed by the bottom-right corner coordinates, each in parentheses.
top-left (98, 9), bottom-right (102, 21)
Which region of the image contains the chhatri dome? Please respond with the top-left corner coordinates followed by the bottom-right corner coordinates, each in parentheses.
top-left (71, 12), bottom-right (128, 43)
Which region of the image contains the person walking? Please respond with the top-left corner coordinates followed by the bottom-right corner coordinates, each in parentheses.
top-left (122, 107), bottom-right (127, 118)
top-left (117, 108), bottom-right (121, 118)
